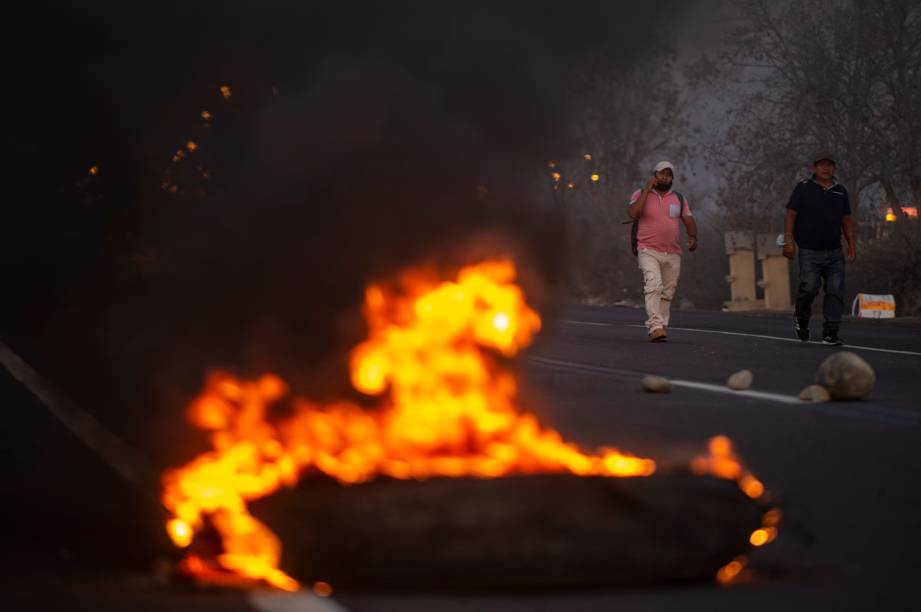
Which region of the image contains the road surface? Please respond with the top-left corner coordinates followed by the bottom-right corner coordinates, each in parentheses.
top-left (3, 305), bottom-right (920, 611)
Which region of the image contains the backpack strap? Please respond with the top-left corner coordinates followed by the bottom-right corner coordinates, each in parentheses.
top-left (629, 187), bottom-right (644, 256)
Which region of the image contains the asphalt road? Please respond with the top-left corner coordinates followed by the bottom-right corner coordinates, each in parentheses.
top-left (3, 305), bottom-right (920, 611)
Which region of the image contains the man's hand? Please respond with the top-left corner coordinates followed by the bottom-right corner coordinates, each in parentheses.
top-left (688, 236), bottom-right (698, 252)
top-left (645, 175), bottom-right (657, 191)
top-left (782, 242), bottom-right (796, 259)
top-left (847, 242), bottom-right (857, 263)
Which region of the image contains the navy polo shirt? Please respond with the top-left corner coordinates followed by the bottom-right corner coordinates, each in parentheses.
top-left (786, 178), bottom-right (851, 250)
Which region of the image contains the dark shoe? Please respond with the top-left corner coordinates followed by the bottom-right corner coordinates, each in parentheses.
top-left (649, 328), bottom-right (667, 343)
top-left (794, 319), bottom-right (810, 342)
top-left (822, 333), bottom-right (843, 346)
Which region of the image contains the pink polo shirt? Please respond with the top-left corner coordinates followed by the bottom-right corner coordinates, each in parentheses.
top-left (629, 189), bottom-right (692, 254)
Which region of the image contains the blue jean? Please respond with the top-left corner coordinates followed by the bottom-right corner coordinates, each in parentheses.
top-left (795, 248), bottom-right (846, 334)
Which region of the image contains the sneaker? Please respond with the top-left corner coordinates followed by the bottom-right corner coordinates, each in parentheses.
top-left (794, 319), bottom-right (810, 342)
top-left (822, 333), bottom-right (843, 346)
top-left (649, 327), bottom-right (667, 343)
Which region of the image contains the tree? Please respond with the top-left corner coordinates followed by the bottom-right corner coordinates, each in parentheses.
top-left (705, 0), bottom-right (921, 313)
top-left (559, 47), bottom-right (694, 304)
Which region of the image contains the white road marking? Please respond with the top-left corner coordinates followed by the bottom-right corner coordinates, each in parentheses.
top-left (529, 355), bottom-right (921, 429)
top-left (568, 319), bottom-right (921, 356)
top-left (530, 355), bottom-right (803, 404)
top-left (561, 319), bottom-right (612, 327)
top-left (665, 325), bottom-right (921, 356)
top-left (668, 379), bottom-right (804, 404)
top-left (250, 591), bottom-right (350, 612)
top-left (529, 355), bottom-right (638, 382)
top-left (0, 340), bottom-right (151, 486)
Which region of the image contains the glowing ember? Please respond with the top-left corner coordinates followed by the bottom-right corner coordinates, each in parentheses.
top-left (885, 206), bottom-right (918, 221)
top-left (749, 527), bottom-right (777, 547)
top-left (691, 435), bottom-right (765, 499)
top-left (162, 259), bottom-right (765, 591)
top-left (220, 84), bottom-right (232, 100)
top-left (312, 581), bottom-right (333, 597)
top-left (88, 165), bottom-right (99, 176)
top-left (716, 555), bottom-right (747, 584)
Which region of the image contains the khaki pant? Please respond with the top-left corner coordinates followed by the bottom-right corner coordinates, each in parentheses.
top-left (637, 248), bottom-right (681, 332)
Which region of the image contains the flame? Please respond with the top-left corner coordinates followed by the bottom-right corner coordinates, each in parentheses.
top-left (749, 527), bottom-right (777, 547)
top-left (691, 435), bottom-right (765, 499)
top-left (885, 206), bottom-right (918, 221)
top-left (716, 555), bottom-right (747, 584)
top-left (162, 259), bottom-right (765, 590)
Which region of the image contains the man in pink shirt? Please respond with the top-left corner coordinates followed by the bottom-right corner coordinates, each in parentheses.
top-left (627, 161), bottom-right (698, 342)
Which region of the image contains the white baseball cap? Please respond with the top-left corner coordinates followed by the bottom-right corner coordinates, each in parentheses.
top-left (654, 161), bottom-right (674, 173)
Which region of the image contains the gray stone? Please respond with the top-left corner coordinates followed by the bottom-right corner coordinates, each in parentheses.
top-left (727, 369), bottom-right (753, 390)
top-left (642, 375), bottom-right (672, 393)
top-left (815, 351), bottom-right (876, 400)
top-left (798, 384), bottom-right (831, 402)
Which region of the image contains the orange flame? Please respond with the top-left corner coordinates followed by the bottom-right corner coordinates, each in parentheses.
top-left (691, 435), bottom-right (765, 499)
top-left (162, 259), bottom-right (762, 590)
top-left (716, 555), bottom-right (748, 584)
top-left (885, 206), bottom-right (918, 221)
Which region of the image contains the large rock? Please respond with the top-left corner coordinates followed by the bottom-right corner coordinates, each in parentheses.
top-left (642, 375), bottom-right (672, 393)
top-left (815, 351), bottom-right (875, 400)
top-left (727, 369), bottom-right (753, 390)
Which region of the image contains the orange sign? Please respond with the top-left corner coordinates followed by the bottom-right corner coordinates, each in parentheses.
top-left (852, 293), bottom-right (895, 318)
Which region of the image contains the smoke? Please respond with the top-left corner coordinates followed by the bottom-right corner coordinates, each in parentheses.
top-left (4, 1), bottom-right (689, 460)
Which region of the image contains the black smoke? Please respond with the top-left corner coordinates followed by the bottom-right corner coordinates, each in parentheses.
top-left (3, 1), bottom-right (689, 462)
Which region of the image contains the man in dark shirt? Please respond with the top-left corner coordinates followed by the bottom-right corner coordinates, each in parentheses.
top-left (782, 152), bottom-right (856, 345)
